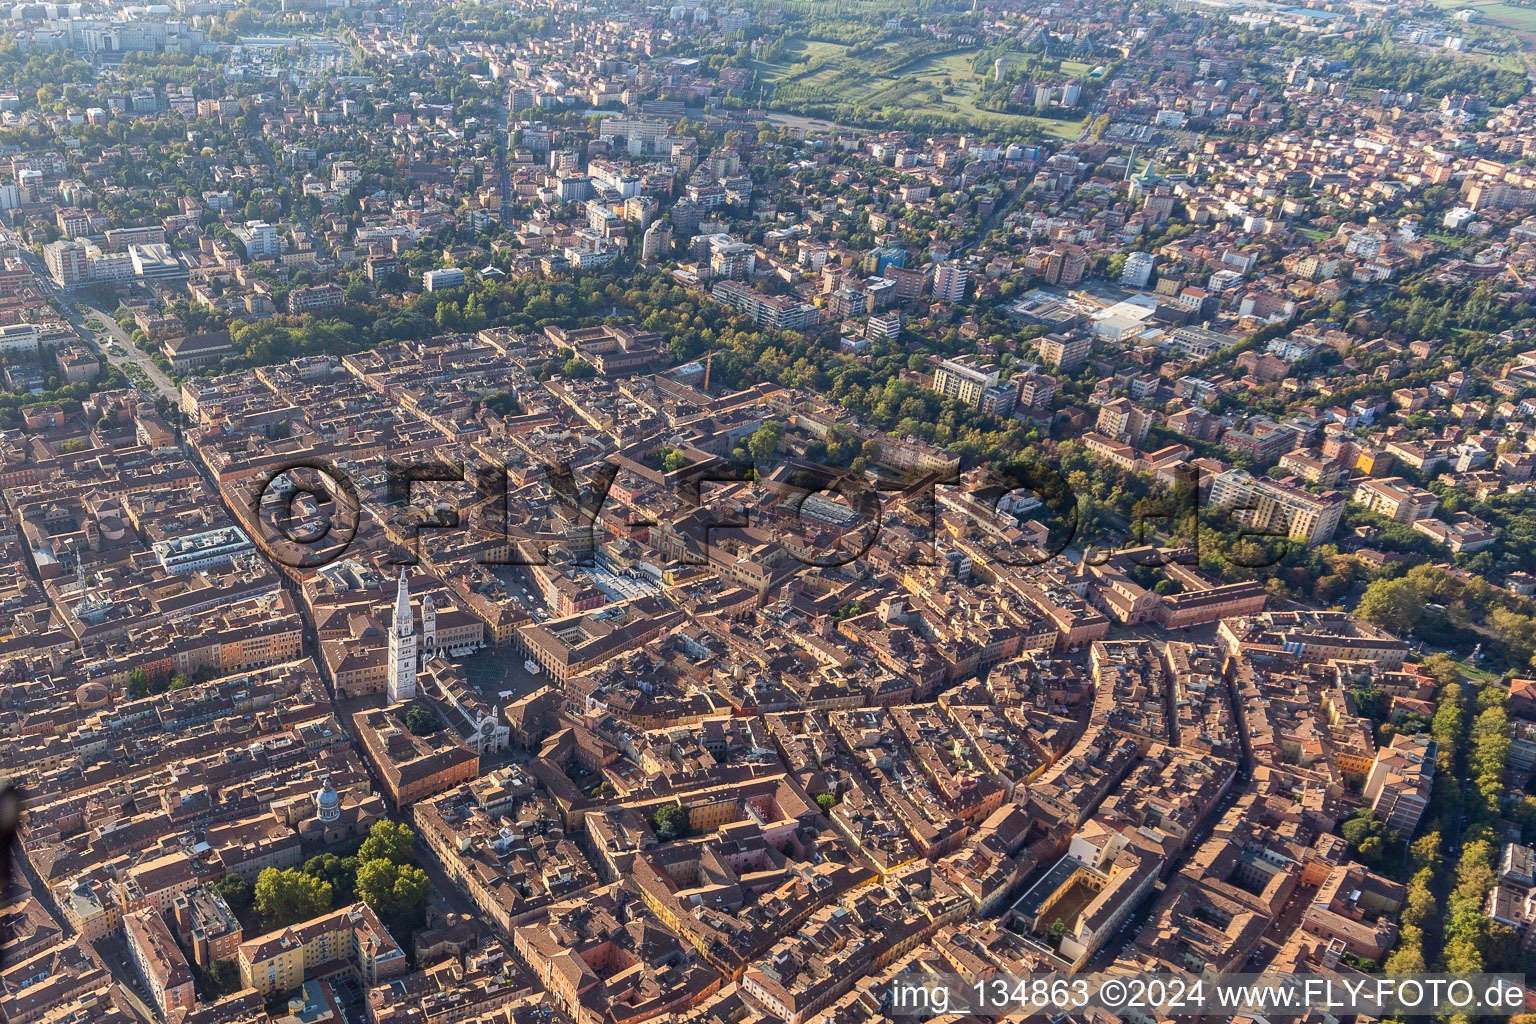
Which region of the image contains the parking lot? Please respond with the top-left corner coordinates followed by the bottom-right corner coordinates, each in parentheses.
top-left (586, 560), bottom-right (661, 602)
top-left (1106, 619), bottom-right (1221, 646)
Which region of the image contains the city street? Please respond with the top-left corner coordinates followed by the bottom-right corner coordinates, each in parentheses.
top-left (1, 225), bottom-right (177, 402)
top-left (93, 932), bottom-right (163, 1023)
top-left (66, 299), bottom-right (178, 402)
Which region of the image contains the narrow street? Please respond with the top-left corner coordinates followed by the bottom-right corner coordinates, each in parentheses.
top-left (8, 839), bottom-right (162, 1023)
top-left (95, 932), bottom-right (167, 1023)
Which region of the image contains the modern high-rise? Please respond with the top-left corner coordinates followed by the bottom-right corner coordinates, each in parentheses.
top-left (236, 219), bottom-right (280, 260)
top-left (932, 357), bottom-right (999, 406)
top-left (932, 260), bottom-right (969, 302)
top-left (44, 238), bottom-right (90, 287)
top-left (387, 570), bottom-right (417, 704)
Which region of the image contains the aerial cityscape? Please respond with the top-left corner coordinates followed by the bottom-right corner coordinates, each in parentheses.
top-left (1, 0), bottom-right (1536, 1019)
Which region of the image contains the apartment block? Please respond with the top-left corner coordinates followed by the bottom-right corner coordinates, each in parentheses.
top-left (1207, 469), bottom-right (1344, 546)
top-left (237, 903), bottom-right (406, 997)
top-left (1363, 733), bottom-right (1436, 836)
top-left (1352, 476), bottom-right (1439, 523)
top-left (1038, 331), bottom-right (1092, 371)
top-left (124, 909), bottom-right (195, 1016)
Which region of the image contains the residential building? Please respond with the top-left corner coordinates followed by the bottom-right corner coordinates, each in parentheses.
top-left (933, 261), bottom-right (969, 303)
top-left (236, 904), bottom-right (406, 996)
top-left (1038, 331), bottom-right (1092, 371)
top-left (1353, 477), bottom-right (1439, 523)
top-left (1097, 397), bottom-right (1156, 445)
top-left (1121, 251), bottom-right (1155, 289)
top-left (931, 357), bottom-right (999, 408)
top-left (423, 268), bottom-right (467, 291)
top-left (1207, 469), bottom-right (1344, 546)
top-left (124, 909), bottom-right (195, 1016)
top-left (1363, 733), bottom-right (1437, 836)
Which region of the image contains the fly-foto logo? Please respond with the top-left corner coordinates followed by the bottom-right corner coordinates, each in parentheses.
top-left (237, 452), bottom-right (1296, 572)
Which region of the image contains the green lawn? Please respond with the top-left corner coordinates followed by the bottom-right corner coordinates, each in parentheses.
top-left (1454, 657), bottom-right (1502, 683)
top-left (755, 40), bottom-right (1091, 138)
top-left (887, 48), bottom-right (1085, 134)
top-left (1038, 115), bottom-right (1088, 140)
top-left (909, 52), bottom-right (980, 81)
top-left (749, 38), bottom-right (851, 86)
top-left (1480, 4), bottom-right (1536, 30)
top-left (1426, 0), bottom-right (1536, 31)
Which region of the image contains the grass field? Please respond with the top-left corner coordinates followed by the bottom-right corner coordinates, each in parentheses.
top-left (1453, 656), bottom-right (1501, 683)
top-left (757, 38), bottom-right (1089, 137)
top-left (1427, 0), bottom-right (1536, 31)
top-left (749, 38), bottom-right (852, 86)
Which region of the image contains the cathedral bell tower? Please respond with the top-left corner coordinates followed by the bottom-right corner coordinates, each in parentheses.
top-left (387, 570), bottom-right (417, 703)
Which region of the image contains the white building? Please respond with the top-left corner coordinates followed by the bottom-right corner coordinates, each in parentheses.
top-left (423, 268), bottom-right (467, 291)
top-left (387, 571), bottom-right (418, 704)
top-left (0, 323), bottom-right (40, 358)
top-left (1443, 207), bottom-right (1475, 230)
top-left (932, 260), bottom-right (969, 302)
top-left (89, 249), bottom-right (135, 282)
top-left (236, 220), bottom-right (280, 259)
top-left (152, 526), bottom-right (254, 575)
top-left (597, 118), bottom-right (675, 156)
top-left (130, 244), bottom-right (189, 283)
top-left (1120, 251), bottom-right (1155, 289)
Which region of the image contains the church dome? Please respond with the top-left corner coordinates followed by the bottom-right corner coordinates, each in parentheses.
top-left (315, 782), bottom-right (341, 822)
top-left (76, 681), bottom-right (110, 708)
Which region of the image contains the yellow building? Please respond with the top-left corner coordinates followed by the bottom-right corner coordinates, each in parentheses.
top-left (56, 878), bottom-right (121, 941)
top-left (219, 620), bottom-right (303, 671)
top-left (1355, 448), bottom-right (1393, 476)
top-left (237, 903), bottom-right (406, 996)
